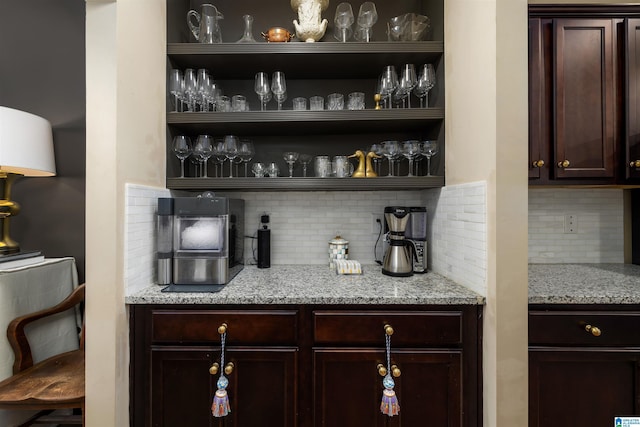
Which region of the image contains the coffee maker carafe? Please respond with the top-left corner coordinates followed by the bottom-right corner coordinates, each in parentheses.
top-left (382, 206), bottom-right (413, 277)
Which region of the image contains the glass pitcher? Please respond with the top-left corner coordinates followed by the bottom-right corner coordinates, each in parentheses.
top-left (187, 4), bottom-right (224, 43)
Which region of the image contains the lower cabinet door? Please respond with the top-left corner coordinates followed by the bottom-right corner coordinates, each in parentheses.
top-left (151, 347), bottom-right (298, 427)
top-left (529, 349), bottom-right (640, 427)
top-left (313, 349), bottom-right (463, 427)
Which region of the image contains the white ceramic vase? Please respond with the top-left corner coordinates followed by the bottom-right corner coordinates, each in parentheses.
top-left (291, 0), bottom-right (329, 42)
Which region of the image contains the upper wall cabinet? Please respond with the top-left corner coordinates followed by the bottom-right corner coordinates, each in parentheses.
top-left (529, 5), bottom-right (640, 186)
top-left (165, 0), bottom-right (445, 191)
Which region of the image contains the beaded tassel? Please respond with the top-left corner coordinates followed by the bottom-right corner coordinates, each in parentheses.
top-left (212, 330), bottom-right (230, 417)
top-left (380, 333), bottom-right (400, 416)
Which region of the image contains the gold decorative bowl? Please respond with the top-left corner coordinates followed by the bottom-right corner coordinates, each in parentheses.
top-left (261, 27), bottom-right (294, 42)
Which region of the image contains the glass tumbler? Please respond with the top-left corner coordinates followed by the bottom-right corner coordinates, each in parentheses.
top-left (327, 93), bottom-right (344, 110)
top-left (347, 92), bottom-right (365, 110)
top-left (292, 97), bottom-right (307, 110)
top-left (310, 96), bottom-right (324, 110)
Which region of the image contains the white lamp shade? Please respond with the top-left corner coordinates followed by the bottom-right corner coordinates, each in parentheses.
top-left (0, 106), bottom-right (56, 176)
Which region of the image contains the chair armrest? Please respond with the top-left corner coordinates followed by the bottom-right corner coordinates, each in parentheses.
top-left (7, 283), bottom-right (85, 374)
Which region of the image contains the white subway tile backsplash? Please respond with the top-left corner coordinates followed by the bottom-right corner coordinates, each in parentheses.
top-left (528, 188), bottom-right (624, 264)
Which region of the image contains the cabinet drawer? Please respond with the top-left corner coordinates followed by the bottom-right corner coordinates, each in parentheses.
top-left (529, 311), bottom-right (640, 346)
top-left (151, 309), bottom-right (298, 345)
top-left (313, 311), bottom-right (463, 346)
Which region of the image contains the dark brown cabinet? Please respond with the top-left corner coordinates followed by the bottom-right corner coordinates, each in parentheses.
top-left (528, 306), bottom-right (640, 426)
top-left (130, 304), bottom-right (482, 427)
top-left (528, 5), bottom-right (640, 185)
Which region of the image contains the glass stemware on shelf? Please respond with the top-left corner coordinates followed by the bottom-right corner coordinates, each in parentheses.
top-left (379, 66), bottom-right (398, 109)
top-left (299, 154), bottom-right (313, 177)
top-left (254, 72), bottom-right (271, 111)
top-left (334, 2), bottom-right (354, 42)
top-left (172, 135), bottom-right (192, 178)
top-left (414, 64), bottom-right (436, 108)
top-left (238, 140), bottom-right (254, 177)
top-left (422, 140), bottom-right (439, 176)
top-left (398, 64), bottom-right (417, 108)
top-left (369, 143), bottom-right (384, 176)
top-left (212, 140), bottom-right (226, 177)
top-left (382, 140), bottom-right (400, 177)
top-left (169, 69), bottom-right (184, 112)
top-left (183, 68), bottom-right (198, 112)
top-left (283, 152), bottom-right (299, 178)
top-left (223, 135), bottom-right (239, 178)
top-left (271, 71), bottom-right (287, 111)
top-left (402, 140), bottom-right (421, 177)
top-left (193, 135), bottom-right (213, 178)
top-left (354, 1), bottom-right (377, 42)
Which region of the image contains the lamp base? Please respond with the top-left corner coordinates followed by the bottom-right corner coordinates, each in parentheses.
top-left (0, 172), bottom-right (22, 255)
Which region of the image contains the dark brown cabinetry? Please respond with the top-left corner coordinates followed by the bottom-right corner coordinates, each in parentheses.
top-left (165, 0), bottom-right (445, 191)
top-left (627, 18), bottom-right (640, 180)
top-left (130, 304), bottom-right (482, 426)
top-left (528, 5), bottom-right (640, 185)
top-left (528, 306), bottom-right (640, 426)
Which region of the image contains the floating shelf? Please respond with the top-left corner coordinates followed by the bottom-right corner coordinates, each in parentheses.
top-left (166, 176), bottom-right (445, 191)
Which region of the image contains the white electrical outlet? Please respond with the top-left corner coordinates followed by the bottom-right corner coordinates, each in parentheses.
top-left (371, 213), bottom-right (384, 234)
top-left (564, 214), bottom-right (577, 234)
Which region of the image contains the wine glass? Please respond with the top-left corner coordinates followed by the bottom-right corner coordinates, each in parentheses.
top-left (382, 140), bottom-right (400, 177)
top-left (283, 152), bottom-right (299, 177)
top-left (183, 68), bottom-right (198, 112)
top-left (254, 72), bottom-right (271, 111)
top-left (238, 140), bottom-right (255, 177)
top-left (271, 71), bottom-right (287, 110)
top-left (223, 135), bottom-right (239, 178)
top-left (193, 135), bottom-right (213, 177)
top-left (299, 154), bottom-right (313, 177)
top-left (172, 135), bottom-right (192, 178)
top-left (402, 140), bottom-right (421, 176)
top-left (399, 64), bottom-right (417, 108)
top-left (354, 1), bottom-right (377, 42)
top-left (414, 64), bottom-right (436, 108)
top-left (168, 69), bottom-right (184, 112)
top-left (422, 140), bottom-right (439, 176)
top-left (379, 66), bottom-right (398, 109)
top-left (334, 2), bottom-right (354, 42)
top-left (196, 68), bottom-right (210, 111)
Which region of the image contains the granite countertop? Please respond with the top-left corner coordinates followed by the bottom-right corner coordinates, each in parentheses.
top-left (528, 263), bottom-right (640, 305)
top-left (126, 264), bottom-right (485, 305)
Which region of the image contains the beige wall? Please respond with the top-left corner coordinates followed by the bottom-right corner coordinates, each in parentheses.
top-left (85, 0), bottom-right (166, 425)
top-left (85, 0), bottom-right (531, 425)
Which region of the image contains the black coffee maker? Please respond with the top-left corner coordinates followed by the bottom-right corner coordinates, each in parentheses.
top-left (382, 206), bottom-right (413, 277)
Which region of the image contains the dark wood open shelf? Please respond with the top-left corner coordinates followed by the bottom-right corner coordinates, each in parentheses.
top-left (167, 108), bottom-right (444, 135)
top-left (167, 41), bottom-right (444, 79)
top-left (166, 175), bottom-right (444, 191)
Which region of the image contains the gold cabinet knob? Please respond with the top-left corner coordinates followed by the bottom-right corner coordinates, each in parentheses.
top-left (217, 323), bottom-right (227, 335)
top-left (209, 362), bottom-right (219, 375)
top-left (377, 363), bottom-right (387, 377)
top-left (224, 362), bottom-right (235, 375)
top-left (630, 160), bottom-right (640, 168)
top-left (384, 324), bottom-right (394, 336)
top-left (532, 160), bottom-right (545, 168)
top-left (557, 160), bottom-right (570, 168)
top-left (391, 364), bottom-right (401, 378)
top-left (585, 324), bottom-right (601, 337)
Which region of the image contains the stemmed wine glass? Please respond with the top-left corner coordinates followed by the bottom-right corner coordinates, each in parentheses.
top-left (299, 154), bottom-right (313, 177)
top-left (254, 72), bottom-right (271, 111)
top-left (422, 140), bottom-right (439, 176)
top-left (354, 1), bottom-right (377, 42)
top-left (169, 69), bottom-right (184, 112)
top-left (283, 152), bottom-right (299, 177)
top-left (379, 66), bottom-right (398, 109)
top-left (238, 140), bottom-right (255, 177)
top-left (211, 140), bottom-right (225, 177)
top-left (271, 71), bottom-right (287, 111)
top-left (193, 135), bottom-right (213, 177)
top-left (183, 68), bottom-right (198, 112)
top-left (334, 2), bottom-right (354, 42)
top-left (402, 140), bottom-right (421, 176)
top-left (414, 64), bottom-right (436, 108)
top-left (382, 140), bottom-right (400, 177)
top-left (172, 135), bottom-right (192, 177)
top-left (399, 64), bottom-right (417, 108)
top-left (196, 69), bottom-right (210, 111)
top-left (223, 135), bottom-right (239, 178)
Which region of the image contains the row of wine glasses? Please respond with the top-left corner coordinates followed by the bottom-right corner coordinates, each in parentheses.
top-left (254, 71), bottom-right (287, 110)
top-left (169, 68), bottom-right (223, 112)
top-left (172, 135), bottom-right (255, 178)
top-left (333, 2), bottom-right (378, 42)
top-left (370, 140), bottom-right (439, 176)
top-left (378, 63), bottom-right (436, 109)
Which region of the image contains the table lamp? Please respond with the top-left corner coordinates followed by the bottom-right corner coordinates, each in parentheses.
top-left (0, 107), bottom-right (56, 255)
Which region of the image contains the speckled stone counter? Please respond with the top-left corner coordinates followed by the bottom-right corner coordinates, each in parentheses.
top-left (126, 265), bottom-right (485, 305)
top-left (529, 263), bottom-right (640, 305)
